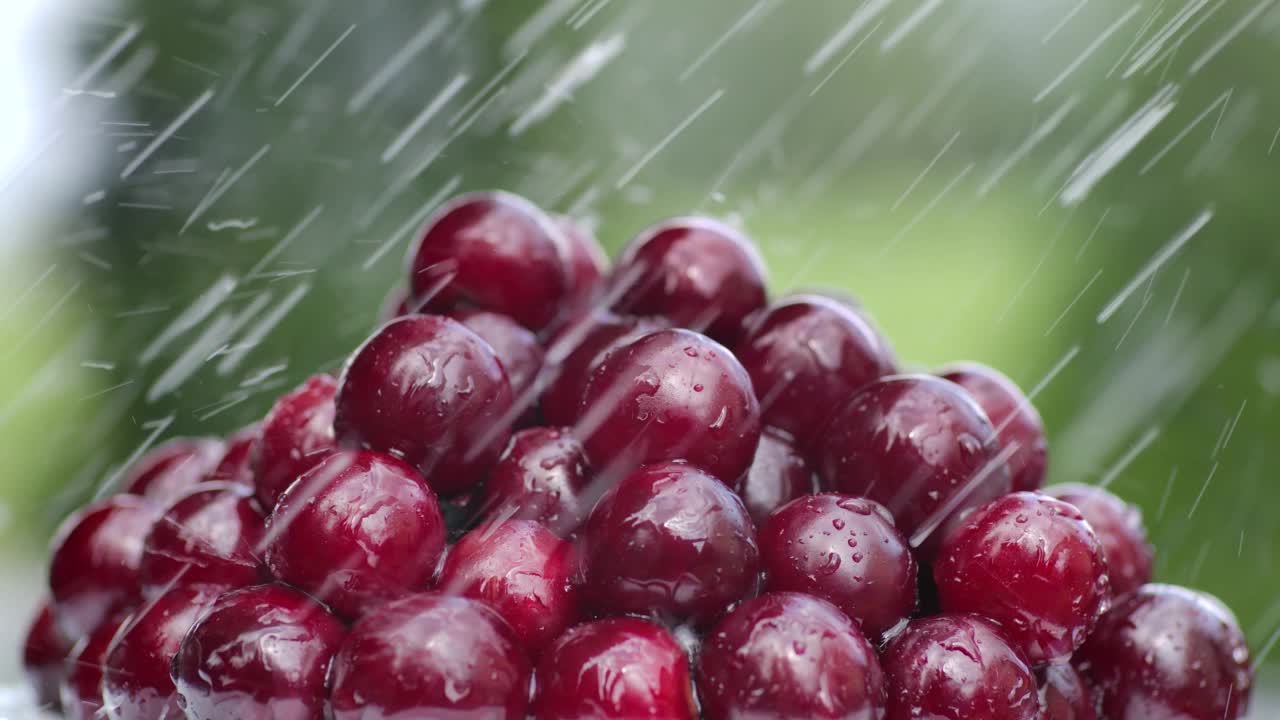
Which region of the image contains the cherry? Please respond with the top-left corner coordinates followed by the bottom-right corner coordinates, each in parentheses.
top-left (22, 598), bottom-right (69, 711)
top-left (697, 592), bottom-right (885, 720)
top-left (139, 482), bottom-right (266, 596)
top-left (60, 610), bottom-right (131, 720)
top-left (735, 294), bottom-right (894, 449)
top-left (408, 190), bottom-right (571, 331)
top-left (253, 373), bottom-right (338, 510)
top-left (532, 617), bottom-right (696, 720)
top-left (1039, 664), bottom-right (1097, 720)
top-left (881, 614), bottom-right (1041, 720)
top-left (733, 427), bottom-right (815, 525)
top-left (207, 424), bottom-right (261, 487)
top-left (123, 437), bottom-right (224, 504)
top-left (608, 216), bottom-right (766, 344)
top-left (334, 314), bottom-right (514, 496)
top-left (538, 309), bottom-right (660, 428)
top-left (815, 374), bottom-right (1010, 557)
top-left (556, 215), bottom-right (609, 315)
top-left (264, 449), bottom-right (447, 620)
top-left (940, 362), bottom-right (1047, 493)
top-left (580, 461), bottom-right (758, 624)
top-left (48, 494), bottom-right (161, 638)
top-left (452, 308), bottom-right (545, 402)
top-left (476, 427), bottom-right (592, 535)
top-left (759, 493), bottom-right (916, 642)
top-left (436, 519), bottom-right (580, 654)
top-left (1076, 584), bottom-right (1252, 720)
top-left (329, 593), bottom-right (530, 719)
top-left (934, 492), bottom-right (1111, 664)
top-left (101, 585), bottom-right (225, 720)
top-left (173, 583), bottom-right (346, 720)
top-left (1045, 483), bottom-right (1153, 596)
top-left (578, 328), bottom-right (761, 484)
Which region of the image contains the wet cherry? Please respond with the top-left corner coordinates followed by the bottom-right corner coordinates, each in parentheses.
top-left (732, 427), bottom-right (815, 525)
top-left (207, 424), bottom-right (261, 488)
top-left (475, 427), bottom-right (593, 535)
top-left (1045, 482), bottom-right (1153, 596)
top-left (452, 308), bottom-right (545, 402)
top-left (123, 437), bottom-right (224, 504)
top-left (538, 310), bottom-right (659, 428)
top-left (1039, 664), bottom-right (1097, 720)
top-left (60, 610), bottom-right (131, 720)
top-left (556, 215), bottom-right (609, 314)
top-left (941, 362), bottom-right (1047, 493)
top-left (22, 598), bottom-right (69, 711)
top-left (139, 482), bottom-right (266, 596)
top-left (253, 374), bottom-right (338, 511)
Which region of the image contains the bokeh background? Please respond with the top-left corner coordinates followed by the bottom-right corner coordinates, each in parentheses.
top-left (2, 0), bottom-right (1279, 703)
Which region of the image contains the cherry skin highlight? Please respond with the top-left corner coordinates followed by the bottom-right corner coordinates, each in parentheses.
top-left (577, 328), bottom-right (761, 484)
top-left (881, 614), bottom-right (1041, 720)
top-left (1039, 664), bottom-right (1097, 720)
top-left (1076, 584), bottom-right (1252, 720)
top-left (1046, 482), bottom-right (1154, 596)
top-left (253, 373), bottom-right (337, 511)
top-left (329, 593), bottom-right (531, 720)
top-left (22, 598), bottom-right (69, 711)
top-left (207, 424), bottom-right (261, 488)
top-left (538, 309), bottom-right (659, 428)
top-left (697, 592), bottom-right (886, 720)
top-left (934, 491), bottom-right (1111, 664)
top-left (759, 493), bottom-right (916, 642)
top-left (335, 314), bottom-right (514, 496)
top-left (452, 308), bottom-right (545, 401)
top-left (532, 617), bottom-right (696, 720)
top-left (579, 461), bottom-right (758, 625)
top-left (264, 449), bottom-right (447, 620)
top-left (60, 610), bottom-right (131, 720)
top-left (123, 437), bottom-right (224, 503)
top-left (139, 482), bottom-right (266, 596)
top-left (475, 427), bottom-right (592, 536)
top-left (173, 583), bottom-right (347, 720)
top-left (941, 362), bottom-right (1047, 493)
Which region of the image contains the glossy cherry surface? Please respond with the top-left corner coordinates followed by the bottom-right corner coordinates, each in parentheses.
top-left (264, 450), bottom-right (446, 620)
top-left (538, 310), bottom-right (659, 428)
top-left (453, 308), bottom-right (545, 401)
top-left (253, 374), bottom-right (338, 510)
top-left (815, 374), bottom-right (1010, 556)
top-left (736, 295), bottom-right (894, 449)
top-left (1046, 482), bottom-right (1153, 596)
top-left (698, 592), bottom-right (885, 720)
top-left (329, 593), bottom-right (530, 720)
top-left (61, 610), bottom-right (130, 720)
top-left (101, 585), bottom-right (225, 720)
top-left (941, 362), bottom-right (1047, 493)
top-left (881, 614), bottom-right (1041, 720)
top-left (733, 427), bottom-right (814, 525)
top-left (580, 461), bottom-right (758, 624)
top-left (48, 494), bottom-right (161, 637)
top-left (578, 328), bottom-right (761, 484)
top-left (408, 190), bottom-right (570, 331)
top-left (934, 491), bottom-right (1111, 664)
top-left (173, 583), bottom-right (346, 720)
top-left (22, 599), bottom-right (68, 711)
top-left (207, 424), bottom-right (261, 487)
top-left (759, 494), bottom-right (916, 642)
top-left (1076, 584), bottom-right (1252, 720)
top-left (436, 519), bottom-right (580, 654)
top-left (123, 437), bottom-right (224, 503)
top-left (139, 482), bottom-right (265, 596)
top-left (556, 215), bottom-right (608, 314)
top-left (1040, 664), bottom-right (1097, 720)
top-left (335, 314), bottom-right (514, 496)
top-left (476, 427), bottom-right (592, 535)
top-left (608, 216), bottom-right (766, 343)
top-left (532, 617), bottom-right (696, 720)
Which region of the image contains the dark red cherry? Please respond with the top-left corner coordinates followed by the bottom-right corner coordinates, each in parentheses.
top-left (123, 437), bottom-right (224, 504)
top-left (452, 308), bottom-right (545, 401)
top-left (49, 494), bottom-right (161, 637)
top-left (735, 295), bottom-right (895, 449)
top-left (264, 450), bottom-right (447, 620)
top-left (1039, 664), bottom-right (1097, 720)
top-left (253, 374), bottom-right (338, 510)
top-left (173, 583), bottom-right (346, 720)
top-left (532, 617), bottom-right (696, 720)
top-left (408, 190), bottom-right (571, 331)
top-left (329, 593), bottom-right (530, 720)
top-left (60, 610), bottom-right (131, 720)
top-left (698, 592), bottom-right (885, 720)
top-left (578, 328), bottom-right (761, 484)
top-left (334, 315), bottom-right (514, 496)
top-left (436, 519), bottom-right (580, 654)
top-left (476, 427), bottom-right (592, 535)
top-left (759, 493), bottom-right (916, 642)
top-left (733, 427), bottom-right (815, 525)
top-left (538, 310), bottom-right (659, 428)
top-left (934, 492), bottom-right (1111, 664)
top-left (207, 424), bottom-right (261, 488)
top-left (941, 362), bottom-right (1047, 493)
top-left (608, 216), bottom-right (766, 344)
top-left (1045, 483), bottom-right (1153, 596)
top-left (1076, 584), bottom-right (1252, 720)
top-left (815, 374), bottom-right (1010, 558)
top-left (881, 614), bottom-right (1041, 720)
top-left (101, 585), bottom-right (225, 720)
top-left (139, 483), bottom-right (265, 596)
top-left (22, 598), bottom-right (69, 711)
top-left (580, 461), bottom-right (758, 624)
top-left (556, 215), bottom-right (608, 314)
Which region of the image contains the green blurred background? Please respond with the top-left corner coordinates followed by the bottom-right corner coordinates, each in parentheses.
top-left (2, 0), bottom-right (1279, 686)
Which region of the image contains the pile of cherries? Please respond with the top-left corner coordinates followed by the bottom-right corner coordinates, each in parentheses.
top-left (23, 190), bottom-right (1254, 719)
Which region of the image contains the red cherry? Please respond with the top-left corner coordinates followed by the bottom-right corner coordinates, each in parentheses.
top-left (941, 362), bottom-right (1047, 493)
top-left (538, 310), bottom-right (660, 428)
top-left (139, 483), bottom-right (266, 596)
top-left (1045, 482), bottom-right (1154, 596)
top-left (123, 437), bottom-right (224, 504)
top-left (207, 424), bottom-right (261, 488)
top-left (60, 610), bottom-right (131, 720)
top-left (452, 308), bottom-right (546, 402)
top-left (22, 598), bottom-right (70, 711)
top-left (253, 374), bottom-right (338, 510)
top-left (556, 215), bottom-right (609, 314)
top-left (733, 427), bottom-right (815, 526)
top-left (476, 427), bottom-right (593, 536)
top-left (1039, 664), bottom-right (1097, 720)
